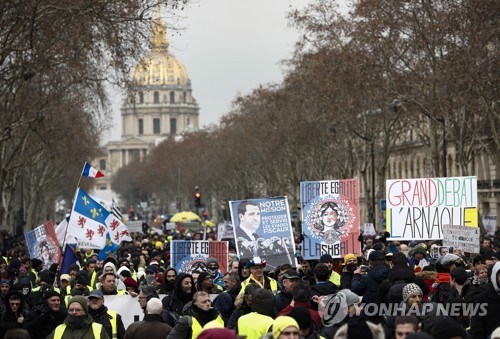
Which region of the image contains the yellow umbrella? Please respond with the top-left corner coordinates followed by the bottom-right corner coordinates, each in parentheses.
top-left (170, 211), bottom-right (201, 223)
top-left (205, 220), bottom-right (214, 227)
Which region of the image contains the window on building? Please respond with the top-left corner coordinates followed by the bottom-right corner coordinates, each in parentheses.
top-left (154, 91), bottom-right (160, 103)
top-left (183, 92), bottom-right (187, 103)
top-left (99, 159), bottom-right (106, 171)
top-left (153, 118), bottom-right (160, 134)
top-left (138, 119), bottom-right (144, 135)
top-left (170, 118), bottom-right (177, 134)
top-left (170, 91), bottom-right (175, 103)
top-left (139, 92), bottom-right (144, 103)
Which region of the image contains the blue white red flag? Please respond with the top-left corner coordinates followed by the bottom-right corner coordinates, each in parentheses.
top-left (67, 188), bottom-right (109, 249)
top-left (81, 162), bottom-right (104, 178)
top-left (60, 244), bottom-right (80, 274)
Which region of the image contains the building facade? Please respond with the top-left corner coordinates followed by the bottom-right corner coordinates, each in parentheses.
top-left (96, 11), bottom-right (199, 196)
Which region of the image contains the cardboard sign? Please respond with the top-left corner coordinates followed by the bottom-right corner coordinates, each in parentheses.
top-left (442, 224), bottom-right (480, 253)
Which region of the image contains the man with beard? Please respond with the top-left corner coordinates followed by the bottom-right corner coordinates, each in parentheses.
top-left (87, 289), bottom-right (125, 339)
top-left (164, 268), bottom-right (177, 294)
top-left (214, 272), bottom-right (241, 325)
top-left (24, 290), bottom-right (67, 339)
top-left (161, 273), bottom-right (195, 325)
top-left (167, 291), bottom-right (223, 339)
top-left (196, 272), bottom-right (221, 294)
top-left (46, 295), bottom-right (109, 339)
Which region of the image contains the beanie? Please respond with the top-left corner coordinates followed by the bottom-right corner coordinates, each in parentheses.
top-left (39, 273), bottom-right (54, 285)
top-left (68, 295), bottom-right (88, 315)
top-left (432, 318), bottom-right (466, 338)
top-left (272, 316), bottom-right (299, 339)
top-left (402, 283), bottom-right (423, 303)
top-left (207, 258), bottom-right (219, 266)
top-left (123, 277), bottom-right (138, 288)
top-left (250, 288), bottom-right (275, 317)
top-left (287, 306), bottom-right (312, 329)
top-left (44, 290), bottom-right (61, 300)
top-left (198, 328), bottom-right (236, 339)
top-left (343, 253), bottom-right (357, 265)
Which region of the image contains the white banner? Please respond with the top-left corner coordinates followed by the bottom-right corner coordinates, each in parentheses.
top-left (125, 220), bottom-right (143, 233)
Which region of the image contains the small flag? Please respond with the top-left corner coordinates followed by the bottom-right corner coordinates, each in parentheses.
top-left (111, 198), bottom-right (124, 222)
top-left (55, 216), bottom-right (77, 247)
top-left (60, 244), bottom-right (80, 274)
top-left (81, 162), bottom-right (104, 178)
top-left (67, 188), bottom-right (109, 249)
top-left (105, 212), bottom-right (132, 245)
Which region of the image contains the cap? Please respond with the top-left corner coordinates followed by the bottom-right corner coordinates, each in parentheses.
top-left (146, 265), bottom-right (158, 274)
top-left (88, 289), bottom-right (104, 299)
top-left (60, 274), bottom-right (71, 282)
top-left (320, 254), bottom-right (334, 263)
top-left (282, 269), bottom-right (300, 280)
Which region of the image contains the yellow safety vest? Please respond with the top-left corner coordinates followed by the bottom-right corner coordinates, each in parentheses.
top-left (90, 271), bottom-right (97, 289)
top-left (192, 315), bottom-right (224, 339)
top-left (32, 286), bottom-right (61, 294)
top-left (239, 276), bottom-right (278, 295)
top-left (329, 271), bottom-right (341, 287)
top-left (237, 312), bottom-right (274, 339)
top-left (53, 322), bottom-right (102, 339)
top-left (106, 310), bottom-right (118, 339)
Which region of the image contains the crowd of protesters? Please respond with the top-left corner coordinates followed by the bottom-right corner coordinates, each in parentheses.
top-left (0, 227), bottom-right (499, 339)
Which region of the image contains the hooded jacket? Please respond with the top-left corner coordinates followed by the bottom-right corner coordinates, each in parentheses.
top-left (351, 264), bottom-right (390, 304)
top-left (378, 264), bottom-right (430, 303)
top-left (470, 262), bottom-right (500, 339)
top-left (161, 273), bottom-right (195, 318)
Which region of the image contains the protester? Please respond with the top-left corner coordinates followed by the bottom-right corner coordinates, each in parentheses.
top-left (123, 298), bottom-right (172, 339)
top-left (87, 289), bottom-right (126, 339)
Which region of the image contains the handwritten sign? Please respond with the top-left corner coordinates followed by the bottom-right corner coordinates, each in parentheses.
top-left (386, 176), bottom-right (477, 240)
top-left (442, 224), bottom-right (480, 254)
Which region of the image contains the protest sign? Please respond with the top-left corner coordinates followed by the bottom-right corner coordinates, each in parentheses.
top-left (25, 221), bottom-right (61, 270)
top-left (431, 246), bottom-right (454, 259)
top-left (481, 215), bottom-right (497, 236)
top-left (442, 224), bottom-right (480, 254)
top-left (170, 240), bottom-right (228, 274)
top-left (363, 223), bottom-right (376, 236)
top-left (300, 179), bottom-right (360, 259)
top-left (386, 176), bottom-right (478, 240)
top-left (229, 197), bottom-right (297, 270)
top-left (125, 220), bottom-right (143, 233)
top-left (217, 221), bottom-right (234, 240)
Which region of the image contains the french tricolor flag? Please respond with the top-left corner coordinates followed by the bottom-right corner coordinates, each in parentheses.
top-left (81, 162), bottom-right (104, 178)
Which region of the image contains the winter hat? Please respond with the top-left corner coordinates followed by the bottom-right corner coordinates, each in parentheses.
top-left (198, 328), bottom-right (236, 339)
top-left (369, 250), bottom-right (385, 261)
top-left (343, 253), bottom-right (357, 265)
top-left (320, 254), bottom-right (334, 263)
top-left (432, 318), bottom-right (467, 338)
top-left (402, 283), bottom-right (423, 303)
top-left (155, 272), bottom-right (164, 284)
top-left (31, 258), bottom-right (43, 269)
top-left (68, 295), bottom-right (89, 315)
top-left (76, 271), bottom-right (89, 285)
top-left (39, 273), bottom-right (54, 285)
top-left (44, 290), bottom-right (61, 300)
top-left (288, 306), bottom-right (313, 329)
top-left (441, 253), bottom-right (460, 267)
top-left (123, 277), bottom-right (138, 288)
top-left (207, 258), bottom-right (219, 266)
top-left (146, 298), bottom-right (162, 315)
top-left (338, 289), bottom-right (361, 306)
top-left (250, 288), bottom-right (275, 316)
top-left (273, 316), bottom-right (299, 339)
top-left (0, 280), bottom-right (10, 286)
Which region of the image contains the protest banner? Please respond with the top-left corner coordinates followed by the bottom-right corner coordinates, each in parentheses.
top-left (431, 246), bottom-right (454, 259)
top-left (363, 223), bottom-right (376, 236)
top-left (229, 197), bottom-right (297, 270)
top-left (386, 176), bottom-right (478, 240)
top-left (300, 179), bottom-right (360, 259)
top-left (125, 220), bottom-right (143, 233)
top-left (442, 224), bottom-right (480, 254)
top-left (170, 240), bottom-right (228, 274)
top-left (481, 215), bottom-right (497, 236)
top-left (25, 221), bottom-right (61, 271)
top-left (217, 221), bottom-right (234, 240)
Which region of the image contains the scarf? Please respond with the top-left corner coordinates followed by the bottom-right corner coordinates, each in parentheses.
top-left (435, 272), bottom-right (451, 284)
top-left (65, 314), bottom-right (93, 329)
top-left (192, 304), bottom-right (217, 325)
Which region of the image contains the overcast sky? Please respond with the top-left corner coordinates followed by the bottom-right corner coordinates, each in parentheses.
top-left (104, 0), bottom-right (312, 142)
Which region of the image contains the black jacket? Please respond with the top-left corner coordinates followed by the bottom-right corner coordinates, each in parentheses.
top-left (24, 307), bottom-right (67, 339)
top-left (311, 281), bottom-right (338, 297)
top-left (351, 264), bottom-right (390, 305)
top-left (470, 283), bottom-right (500, 339)
top-left (378, 264), bottom-right (429, 303)
top-left (89, 305), bottom-right (126, 339)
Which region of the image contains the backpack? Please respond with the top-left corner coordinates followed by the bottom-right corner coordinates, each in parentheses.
top-left (387, 279), bottom-right (408, 304)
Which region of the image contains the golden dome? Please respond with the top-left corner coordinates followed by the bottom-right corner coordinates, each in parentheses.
top-left (131, 9), bottom-right (189, 86)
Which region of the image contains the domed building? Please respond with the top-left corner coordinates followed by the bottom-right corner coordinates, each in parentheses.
top-left (96, 11), bottom-right (199, 193)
